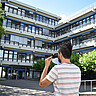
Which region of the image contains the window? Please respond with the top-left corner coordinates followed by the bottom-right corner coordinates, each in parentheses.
top-left (5, 5), bottom-right (9, 12)
top-left (32, 26), bottom-right (35, 33)
top-left (72, 38), bottom-right (76, 45)
top-left (9, 51), bottom-right (13, 61)
top-left (43, 29), bottom-right (49, 36)
top-left (29, 12), bottom-right (33, 19)
top-left (51, 32), bottom-right (54, 38)
top-left (7, 20), bottom-right (11, 27)
top-left (55, 21), bottom-right (58, 25)
top-left (27, 39), bottom-right (31, 47)
top-left (52, 45), bottom-right (54, 50)
top-left (24, 24), bottom-right (28, 31)
top-left (14, 8), bottom-right (17, 14)
top-left (36, 27), bottom-right (39, 34)
top-left (33, 13), bottom-right (35, 19)
top-left (90, 15), bottom-right (94, 23)
top-left (26, 54), bottom-right (30, 63)
top-left (21, 10), bottom-right (25, 16)
top-left (4, 50), bottom-right (8, 61)
top-left (40, 16), bottom-right (42, 22)
top-left (49, 31), bottom-right (52, 37)
top-left (12, 21), bottom-right (16, 29)
top-left (18, 9), bottom-right (21, 15)
top-left (36, 15), bottom-right (39, 21)
top-left (9, 7), bottom-right (13, 13)
top-left (15, 22), bottom-right (20, 29)
top-left (49, 19), bottom-right (51, 25)
top-left (25, 11), bottom-right (29, 17)
top-left (43, 17), bottom-right (45, 23)
top-left (51, 20), bottom-right (54, 25)
top-left (46, 18), bottom-right (49, 24)
top-left (57, 31), bottom-right (60, 36)
top-left (57, 44), bottom-right (59, 49)
top-left (0, 50), bottom-right (3, 60)
top-left (5, 34), bottom-right (10, 41)
top-left (14, 52), bottom-right (17, 62)
top-left (35, 40), bottom-right (42, 48)
top-left (3, 19), bottom-right (7, 26)
top-left (18, 53), bottom-right (22, 62)
top-left (20, 23), bottom-right (24, 30)
top-left (42, 42), bottom-right (46, 48)
top-left (39, 28), bottom-right (43, 35)
top-left (86, 17), bottom-right (90, 24)
top-left (22, 53), bottom-right (26, 63)
top-left (48, 43), bottom-right (52, 50)
top-left (28, 25), bottom-right (32, 32)
top-left (83, 19), bottom-right (86, 25)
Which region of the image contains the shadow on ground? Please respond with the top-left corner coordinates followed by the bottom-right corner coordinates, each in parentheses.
top-left (0, 80), bottom-right (54, 96)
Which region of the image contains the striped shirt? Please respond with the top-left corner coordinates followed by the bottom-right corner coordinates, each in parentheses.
top-left (46, 63), bottom-right (81, 96)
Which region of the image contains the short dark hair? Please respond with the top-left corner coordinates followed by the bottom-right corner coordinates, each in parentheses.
top-left (58, 41), bottom-right (72, 59)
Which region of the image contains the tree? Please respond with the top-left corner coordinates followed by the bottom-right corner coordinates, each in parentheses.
top-left (70, 53), bottom-right (80, 65)
top-left (33, 59), bottom-right (55, 72)
top-left (79, 50), bottom-right (96, 72)
top-left (79, 50), bottom-right (96, 79)
top-left (0, 1), bottom-right (6, 38)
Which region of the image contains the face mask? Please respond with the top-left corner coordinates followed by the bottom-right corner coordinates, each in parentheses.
top-left (52, 58), bottom-right (61, 65)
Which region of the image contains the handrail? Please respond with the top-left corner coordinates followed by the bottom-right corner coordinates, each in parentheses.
top-left (81, 80), bottom-right (96, 92)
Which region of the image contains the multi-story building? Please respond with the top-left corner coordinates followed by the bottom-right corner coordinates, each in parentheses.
top-left (0, 0), bottom-right (96, 80)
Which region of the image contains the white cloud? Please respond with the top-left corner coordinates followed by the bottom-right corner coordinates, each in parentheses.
top-left (58, 14), bottom-right (67, 23)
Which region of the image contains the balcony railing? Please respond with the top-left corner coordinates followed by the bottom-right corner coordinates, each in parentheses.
top-left (80, 80), bottom-right (96, 92)
top-left (6, 12), bottom-right (55, 29)
top-left (0, 39), bottom-right (57, 54)
top-left (3, 21), bottom-right (95, 42)
top-left (0, 60), bottom-right (33, 66)
top-left (73, 38), bottom-right (96, 50)
top-left (3, 26), bottom-right (54, 41)
top-left (54, 21), bottom-right (96, 41)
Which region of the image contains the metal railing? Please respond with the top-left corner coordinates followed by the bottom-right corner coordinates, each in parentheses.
top-left (0, 39), bottom-right (56, 52)
top-left (80, 80), bottom-right (96, 92)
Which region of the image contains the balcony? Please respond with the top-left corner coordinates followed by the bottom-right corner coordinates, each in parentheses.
top-left (3, 26), bottom-right (53, 41)
top-left (3, 21), bottom-right (96, 43)
top-left (0, 40), bottom-right (56, 55)
top-left (54, 22), bottom-right (96, 41)
top-left (6, 12), bottom-right (55, 29)
top-left (73, 38), bottom-right (96, 50)
top-left (0, 60), bottom-right (33, 66)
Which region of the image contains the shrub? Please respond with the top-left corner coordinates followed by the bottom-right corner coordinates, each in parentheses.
top-left (33, 59), bottom-right (55, 72)
top-left (79, 50), bottom-right (96, 73)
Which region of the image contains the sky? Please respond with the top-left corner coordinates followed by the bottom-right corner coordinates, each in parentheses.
top-left (18, 0), bottom-right (96, 22)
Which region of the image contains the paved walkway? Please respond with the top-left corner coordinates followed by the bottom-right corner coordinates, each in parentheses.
top-left (0, 79), bottom-right (96, 96)
top-left (0, 80), bottom-right (54, 96)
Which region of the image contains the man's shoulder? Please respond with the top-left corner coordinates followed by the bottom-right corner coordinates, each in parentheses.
top-left (72, 64), bottom-right (81, 72)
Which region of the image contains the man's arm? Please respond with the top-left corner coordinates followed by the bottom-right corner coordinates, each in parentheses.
top-left (39, 56), bottom-right (52, 88)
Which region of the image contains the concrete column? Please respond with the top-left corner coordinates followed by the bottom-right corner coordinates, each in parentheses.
top-left (1, 67), bottom-right (3, 78)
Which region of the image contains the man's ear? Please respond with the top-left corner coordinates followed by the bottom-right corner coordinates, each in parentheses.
top-left (60, 52), bottom-right (62, 58)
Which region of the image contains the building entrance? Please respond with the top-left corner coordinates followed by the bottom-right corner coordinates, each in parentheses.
top-left (7, 68), bottom-right (27, 80)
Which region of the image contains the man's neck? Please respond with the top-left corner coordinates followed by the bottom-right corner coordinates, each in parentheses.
top-left (61, 59), bottom-right (71, 64)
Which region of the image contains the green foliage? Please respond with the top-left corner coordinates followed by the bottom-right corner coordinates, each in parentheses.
top-left (33, 50), bottom-right (96, 74)
top-left (33, 59), bottom-right (55, 72)
top-left (71, 50), bottom-right (96, 74)
top-left (70, 53), bottom-right (83, 73)
top-left (79, 50), bottom-right (96, 73)
top-left (70, 53), bottom-right (80, 65)
top-left (0, 1), bottom-right (6, 38)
